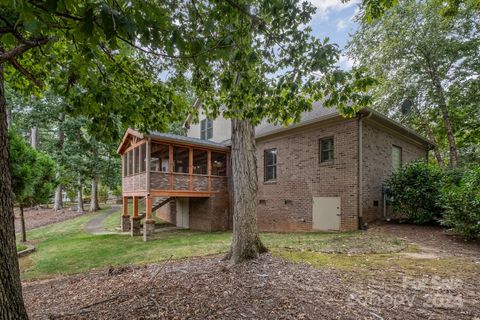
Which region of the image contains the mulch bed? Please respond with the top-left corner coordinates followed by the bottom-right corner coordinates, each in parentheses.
top-left (14, 207), bottom-right (85, 232)
top-left (22, 254), bottom-right (480, 320)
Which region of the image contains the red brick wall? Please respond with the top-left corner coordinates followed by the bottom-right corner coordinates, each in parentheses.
top-left (189, 193), bottom-right (230, 231)
top-left (256, 119), bottom-right (359, 232)
top-left (361, 120), bottom-right (428, 222)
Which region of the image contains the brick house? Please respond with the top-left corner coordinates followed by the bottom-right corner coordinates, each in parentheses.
top-left (118, 104), bottom-right (432, 239)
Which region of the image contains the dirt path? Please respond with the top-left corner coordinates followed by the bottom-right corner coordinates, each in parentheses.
top-left (84, 206), bottom-right (121, 235)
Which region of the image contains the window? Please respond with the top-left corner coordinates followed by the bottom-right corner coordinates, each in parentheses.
top-left (211, 152), bottom-right (227, 176)
top-left (392, 145), bottom-right (402, 170)
top-left (128, 150), bottom-right (133, 176)
top-left (264, 148), bottom-right (277, 181)
top-left (200, 119), bottom-right (213, 140)
top-left (134, 146), bottom-right (139, 174)
top-left (193, 149), bottom-right (208, 175)
top-left (150, 143), bottom-right (169, 172)
top-left (140, 143), bottom-right (146, 173)
top-left (319, 137), bottom-right (334, 163)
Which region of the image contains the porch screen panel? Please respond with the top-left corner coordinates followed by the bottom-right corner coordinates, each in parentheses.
top-left (211, 152), bottom-right (227, 176)
top-left (193, 149), bottom-right (208, 175)
top-left (140, 143), bottom-right (146, 173)
top-left (134, 146), bottom-right (139, 174)
top-left (174, 146), bottom-right (189, 173)
top-left (123, 155), bottom-right (127, 177)
top-left (151, 143), bottom-right (169, 172)
top-left (128, 150), bottom-right (133, 176)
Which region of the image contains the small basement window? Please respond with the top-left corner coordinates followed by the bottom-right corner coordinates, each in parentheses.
top-left (319, 137), bottom-right (334, 163)
top-left (264, 148), bottom-right (277, 181)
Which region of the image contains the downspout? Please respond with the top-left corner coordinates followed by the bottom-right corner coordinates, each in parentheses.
top-left (358, 111), bottom-right (372, 230)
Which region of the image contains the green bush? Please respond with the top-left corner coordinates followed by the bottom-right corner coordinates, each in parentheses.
top-left (385, 161), bottom-right (444, 224)
top-left (441, 167), bottom-right (480, 239)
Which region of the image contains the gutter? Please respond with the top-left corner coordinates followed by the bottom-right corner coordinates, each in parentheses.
top-left (358, 111), bottom-right (372, 230)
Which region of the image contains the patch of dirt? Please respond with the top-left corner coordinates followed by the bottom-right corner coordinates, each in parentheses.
top-left (370, 223), bottom-right (480, 259)
top-left (22, 254), bottom-right (480, 319)
top-left (14, 206), bottom-right (85, 232)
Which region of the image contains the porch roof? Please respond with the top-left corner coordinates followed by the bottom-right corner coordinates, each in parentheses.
top-left (149, 131), bottom-right (229, 151)
top-left (117, 128), bottom-right (229, 155)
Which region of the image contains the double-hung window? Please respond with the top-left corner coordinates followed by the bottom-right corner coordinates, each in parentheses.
top-left (264, 148), bottom-right (277, 182)
top-left (319, 137), bottom-right (334, 163)
top-left (200, 119), bottom-right (213, 140)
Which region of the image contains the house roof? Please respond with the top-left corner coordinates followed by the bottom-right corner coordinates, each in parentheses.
top-left (255, 101), bottom-right (338, 137)
top-left (254, 103), bottom-right (433, 147)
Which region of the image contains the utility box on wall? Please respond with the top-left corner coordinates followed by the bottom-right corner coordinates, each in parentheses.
top-left (312, 197), bottom-right (341, 231)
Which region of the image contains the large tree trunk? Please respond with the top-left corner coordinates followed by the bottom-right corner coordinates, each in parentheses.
top-left (53, 113), bottom-right (65, 211)
top-left (416, 112), bottom-right (444, 165)
top-left (428, 66), bottom-right (458, 167)
top-left (30, 127), bottom-right (38, 150)
top-left (19, 205), bottom-right (26, 243)
top-left (53, 185), bottom-right (63, 211)
top-left (224, 119), bottom-right (267, 263)
top-left (77, 182), bottom-right (84, 213)
top-left (0, 65), bottom-right (29, 319)
top-left (89, 177), bottom-right (100, 212)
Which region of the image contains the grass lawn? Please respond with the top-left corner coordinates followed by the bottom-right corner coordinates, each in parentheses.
top-left (18, 206), bottom-right (400, 279)
top-left (16, 244), bottom-right (28, 252)
top-left (20, 206), bottom-right (476, 280)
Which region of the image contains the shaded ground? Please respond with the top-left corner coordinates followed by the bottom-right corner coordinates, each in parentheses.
top-left (372, 223), bottom-right (480, 258)
top-left (14, 206), bottom-right (85, 232)
top-left (23, 253), bottom-right (480, 320)
top-left (20, 217), bottom-right (480, 319)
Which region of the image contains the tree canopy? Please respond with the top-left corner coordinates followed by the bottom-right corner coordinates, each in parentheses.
top-left (347, 0), bottom-right (480, 166)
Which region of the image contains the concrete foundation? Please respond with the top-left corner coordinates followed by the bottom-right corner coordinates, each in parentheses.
top-left (121, 215), bottom-right (130, 232)
top-left (131, 217), bottom-right (142, 236)
top-left (143, 219), bottom-right (155, 241)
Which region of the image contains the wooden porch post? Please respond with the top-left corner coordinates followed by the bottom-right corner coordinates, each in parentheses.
top-left (207, 150), bottom-right (212, 192)
top-left (121, 196), bottom-right (130, 232)
top-left (143, 196), bottom-right (155, 241)
top-left (189, 147), bottom-right (193, 191)
top-left (133, 196), bottom-right (139, 218)
top-left (122, 196), bottom-right (129, 216)
top-left (169, 144), bottom-right (174, 190)
top-left (146, 138), bottom-right (151, 194)
top-left (145, 196), bottom-right (153, 220)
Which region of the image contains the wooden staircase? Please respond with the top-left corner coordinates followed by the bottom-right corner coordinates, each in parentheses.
top-left (139, 196), bottom-right (174, 219)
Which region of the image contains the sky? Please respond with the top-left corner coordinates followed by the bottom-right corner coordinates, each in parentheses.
top-left (308, 0), bottom-right (361, 70)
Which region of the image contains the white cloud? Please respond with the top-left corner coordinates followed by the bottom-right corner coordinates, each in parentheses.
top-left (309, 0), bottom-right (361, 18)
top-left (337, 54), bottom-right (355, 70)
top-left (336, 19), bottom-right (347, 31)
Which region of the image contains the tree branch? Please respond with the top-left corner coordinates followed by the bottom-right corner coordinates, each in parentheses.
top-left (0, 37), bottom-right (50, 64)
top-left (10, 58), bottom-right (44, 88)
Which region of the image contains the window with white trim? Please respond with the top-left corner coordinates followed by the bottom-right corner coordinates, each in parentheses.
top-left (200, 119), bottom-right (213, 140)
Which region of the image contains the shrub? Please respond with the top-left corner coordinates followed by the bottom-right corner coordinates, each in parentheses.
top-left (385, 161), bottom-right (444, 224)
top-left (441, 167), bottom-right (480, 239)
